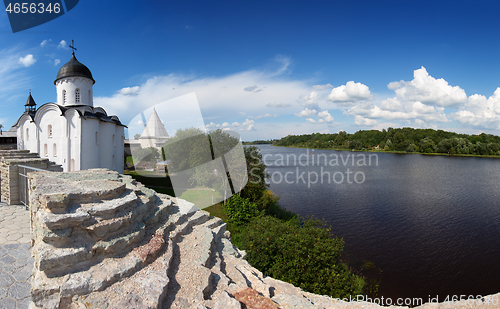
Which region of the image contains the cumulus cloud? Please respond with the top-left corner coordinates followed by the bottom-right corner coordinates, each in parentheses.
top-left (294, 108), bottom-right (317, 117)
top-left (453, 89), bottom-right (500, 130)
top-left (266, 101), bottom-right (291, 108)
top-left (298, 91), bottom-right (319, 109)
top-left (18, 54), bottom-right (36, 67)
top-left (318, 110), bottom-right (334, 122)
top-left (312, 83), bottom-right (333, 90)
top-left (242, 119), bottom-right (255, 130)
top-left (389, 66), bottom-right (467, 108)
top-left (57, 40), bottom-right (68, 49)
top-left (40, 39), bottom-right (51, 47)
top-left (306, 118), bottom-right (316, 123)
top-left (327, 81), bottom-right (371, 102)
top-left (118, 86), bottom-right (141, 96)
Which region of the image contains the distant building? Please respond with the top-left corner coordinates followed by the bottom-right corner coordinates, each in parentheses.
top-left (12, 49), bottom-right (125, 173)
top-left (0, 127), bottom-right (17, 150)
top-left (125, 108), bottom-right (169, 155)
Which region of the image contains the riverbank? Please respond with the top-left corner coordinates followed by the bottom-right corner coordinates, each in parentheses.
top-left (270, 144), bottom-right (500, 159)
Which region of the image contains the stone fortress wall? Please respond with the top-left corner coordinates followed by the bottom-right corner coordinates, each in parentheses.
top-left (23, 168), bottom-right (500, 309)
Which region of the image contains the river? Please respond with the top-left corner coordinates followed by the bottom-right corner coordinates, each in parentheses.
top-left (255, 145), bottom-right (500, 302)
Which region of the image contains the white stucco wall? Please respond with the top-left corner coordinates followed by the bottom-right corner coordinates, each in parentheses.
top-left (81, 118), bottom-right (100, 170)
top-left (66, 110), bottom-right (81, 172)
top-left (55, 77), bottom-right (93, 107)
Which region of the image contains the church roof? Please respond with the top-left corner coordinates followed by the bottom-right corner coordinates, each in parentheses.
top-left (25, 93), bottom-right (36, 106)
top-left (54, 53), bottom-right (95, 85)
top-left (140, 108), bottom-right (169, 139)
top-left (12, 103), bottom-right (126, 128)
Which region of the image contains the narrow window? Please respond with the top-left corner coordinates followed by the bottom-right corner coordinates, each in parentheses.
top-left (75, 88), bottom-right (80, 103)
top-left (112, 134), bottom-right (115, 146)
top-left (53, 143), bottom-right (57, 157)
top-left (26, 128), bottom-right (29, 141)
top-left (44, 144), bottom-right (48, 157)
top-left (95, 132), bottom-right (98, 145)
top-left (63, 90), bottom-right (67, 104)
top-left (48, 125), bottom-right (52, 138)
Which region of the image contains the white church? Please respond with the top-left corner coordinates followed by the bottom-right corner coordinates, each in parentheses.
top-left (13, 48), bottom-right (125, 173)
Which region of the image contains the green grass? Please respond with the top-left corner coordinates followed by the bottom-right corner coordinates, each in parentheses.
top-left (179, 189), bottom-right (221, 209)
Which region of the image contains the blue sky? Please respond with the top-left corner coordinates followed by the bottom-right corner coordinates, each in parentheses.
top-left (3, 0), bottom-right (500, 140)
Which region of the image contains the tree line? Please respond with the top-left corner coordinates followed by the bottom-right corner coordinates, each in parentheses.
top-left (274, 127), bottom-right (500, 156)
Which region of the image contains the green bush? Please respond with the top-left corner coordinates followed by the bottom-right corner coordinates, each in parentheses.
top-left (224, 195), bottom-right (261, 226)
top-left (239, 216), bottom-right (365, 298)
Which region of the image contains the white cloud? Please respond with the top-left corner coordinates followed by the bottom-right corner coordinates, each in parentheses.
top-left (327, 81), bottom-right (371, 102)
top-left (318, 110), bottom-right (334, 122)
top-left (222, 122), bottom-right (231, 128)
top-left (40, 39), bottom-right (51, 47)
top-left (390, 66), bottom-right (467, 108)
top-left (232, 122), bottom-right (240, 127)
top-left (242, 118), bottom-right (255, 130)
top-left (54, 59), bottom-right (60, 66)
top-left (380, 97), bottom-right (402, 111)
top-left (58, 40), bottom-right (68, 49)
top-left (306, 118), bottom-right (316, 123)
top-left (118, 86), bottom-right (141, 96)
top-left (298, 91), bottom-right (319, 109)
top-left (354, 115), bottom-right (378, 126)
top-left (453, 88), bottom-right (500, 130)
top-left (255, 113), bottom-right (272, 119)
top-left (18, 54), bottom-right (36, 67)
top-left (312, 83), bottom-right (333, 90)
top-left (294, 108), bottom-right (317, 117)
top-left (266, 101), bottom-right (291, 108)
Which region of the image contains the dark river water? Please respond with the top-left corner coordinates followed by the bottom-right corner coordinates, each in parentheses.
top-left (255, 145), bottom-right (500, 302)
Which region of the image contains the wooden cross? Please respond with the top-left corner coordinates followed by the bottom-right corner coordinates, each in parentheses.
top-left (69, 40), bottom-right (77, 55)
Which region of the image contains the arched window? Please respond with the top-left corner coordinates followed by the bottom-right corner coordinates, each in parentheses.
top-left (112, 134), bottom-right (115, 146)
top-left (75, 88), bottom-right (80, 103)
top-left (53, 143), bottom-right (57, 157)
top-left (26, 128), bottom-right (29, 141)
top-left (48, 125), bottom-right (52, 138)
top-left (95, 132), bottom-right (98, 145)
top-left (44, 144), bottom-right (48, 157)
top-left (63, 90), bottom-right (67, 104)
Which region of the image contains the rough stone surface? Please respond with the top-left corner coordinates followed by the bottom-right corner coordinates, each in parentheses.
top-left (24, 169), bottom-right (500, 309)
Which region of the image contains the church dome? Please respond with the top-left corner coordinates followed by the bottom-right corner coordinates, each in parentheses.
top-left (54, 53), bottom-right (95, 85)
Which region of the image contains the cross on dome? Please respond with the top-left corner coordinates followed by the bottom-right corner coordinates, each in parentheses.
top-left (69, 39), bottom-right (77, 55)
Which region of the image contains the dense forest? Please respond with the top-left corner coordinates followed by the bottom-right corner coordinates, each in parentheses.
top-left (274, 127), bottom-right (500, 156)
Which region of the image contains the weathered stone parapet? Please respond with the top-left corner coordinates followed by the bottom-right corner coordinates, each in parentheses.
top-left (28, 169), bottom-right (500, 309)
top-left (0, 150), bottom-right (63, 205)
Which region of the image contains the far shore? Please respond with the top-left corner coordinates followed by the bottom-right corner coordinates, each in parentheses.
top-left (259, 144), bottom-right (500, 159)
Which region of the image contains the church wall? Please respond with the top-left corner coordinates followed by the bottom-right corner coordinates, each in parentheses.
top-left (37, 109), bottom-right (65, 169)
top-left (17, 117), bottom-right (37, 154)
top-left (115, 126), bottom-right (125, 174)
top-left (80, 118), bottom-right (100, 170)
top-left (66, 110), bottom-right (81, 172)
top-left (56, 77), bottom-right (93, 107)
